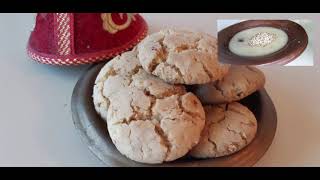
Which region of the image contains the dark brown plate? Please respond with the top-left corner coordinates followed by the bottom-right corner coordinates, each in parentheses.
top-left (218, 20), bottom-right (308, 65)
top-left (71, 63), bottom-right (277, 167)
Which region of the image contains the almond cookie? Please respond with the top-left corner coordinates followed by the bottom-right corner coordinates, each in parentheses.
top-left (137, 29), bottom-right (229, 85)
top-left (189, 102), bottom-right (257, 158)
top-left (93, 50), bottom-right (205, 164)
top-left (192, 65), bottom-right (265, 104)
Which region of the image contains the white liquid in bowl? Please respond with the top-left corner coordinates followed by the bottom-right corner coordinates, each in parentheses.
top-left (228, 27), bottom-right (288, 57)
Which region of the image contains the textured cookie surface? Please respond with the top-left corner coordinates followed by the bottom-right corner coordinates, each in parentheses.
top-left (137, 29), bottom-right (229, 85)
top-left (193, 65), bottom-right (265, 104)
top-left (189, 102), bottom-right (257, 158)
top-left (93, 50), bottom-right (205, 164)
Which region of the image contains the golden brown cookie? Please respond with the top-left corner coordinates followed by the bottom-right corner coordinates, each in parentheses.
top-left (189, 102), bottom-right (257, 158)
top-left (192, 65), bottom-right (265, 104)
top-left (137, 29), bottom-right (229, 85)
top-left (93, 49), bottom-right (205, 164)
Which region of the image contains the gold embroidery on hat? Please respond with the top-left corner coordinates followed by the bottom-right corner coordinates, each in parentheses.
top-left (56, 13), bottom-right (71, 56)
top-left (101, 13), bottom-right (136, 34)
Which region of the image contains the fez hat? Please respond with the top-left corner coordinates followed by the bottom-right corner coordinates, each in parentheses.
top-left (27, 13), bottom-right (148, 65)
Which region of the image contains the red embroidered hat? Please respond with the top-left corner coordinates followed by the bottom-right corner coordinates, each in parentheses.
top-left (27, 13), bottom-right (148, 65)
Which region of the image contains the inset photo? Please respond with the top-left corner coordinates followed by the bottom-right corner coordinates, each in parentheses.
top-left (217, 19), bottom-right (314, 66)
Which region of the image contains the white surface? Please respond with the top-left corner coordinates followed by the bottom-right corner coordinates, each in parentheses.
top-left (0, 13), bottom-right (319, 167)
top-left (217, 19), bottom-right (314, 66)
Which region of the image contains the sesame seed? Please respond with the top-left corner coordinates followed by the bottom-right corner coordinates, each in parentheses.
top-left (248, 32), bottom-right (277, 47)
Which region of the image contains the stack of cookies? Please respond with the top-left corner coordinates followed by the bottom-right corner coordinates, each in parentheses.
top-left (92, 29), bottom-right (266, 164)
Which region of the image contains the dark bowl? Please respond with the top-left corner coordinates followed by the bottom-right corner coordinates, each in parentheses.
top-left (71, 63), bottom-right (277, 167)
top-left (218, 20), bottom-right (308, 66)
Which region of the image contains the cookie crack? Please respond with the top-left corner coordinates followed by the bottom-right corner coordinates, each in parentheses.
top-left (212, 81), bottom-right (227, 98)
top-left (149, 38), bottom-right (168, 72)
top-left (174, 44), bottom-right (191, 53)
top-left (227, 126), bottom-right (248, 144)
top-left (244, 76), bottom-right (251, 88)
top-left (101, 93), bottom-right (110, 110)
top-left (94, 82), bottom-right (111, 115)
top-left (229, 82), bottom-right (243, 98)
top-left (157, 62), bottom-right (185, 84)
top-left (236, 90), bottom-right (245, 98)
top-left (117, 90), bottom-right (186, 126)
top-left (217, 113), bottom-right (227, 124)
top-left (240, 121), bottom-right (256, 127)
top-left (165, 62), bottom-right (184, 80)
top-left (177, 95), bottom-right (202, 125)
top-left (240, 132), bottom-right (248, 145)
top-left (223, 103), bottom-right (229, 112)
top-left (114, 98), bottom-right (152, 125)
top-left (127, 128), bottom-right (134, 151)
top-left (95, 67), bottom-right (119, 85)
top-left (193, 56), bottom-right (214, 80)
top-left (127, 64), bottom-right (142, 86)
top-left (228, 142), bottom-right (240, 153)
top-left (129, 98), bottom-right (153, 122)
top-left (154, 124), bottom-right (172, 161)
top-left (226, 126), bottom-right (239, 134)
top-left (195, 37), bottom-right (211, 53)
top-left (207, 138), bottom-right (218, 153)
top-left (174, 37), bottom-right (203, 53)
top-left (143, 86), bottom-right (183, 100)
top-left (227, 106), bottom-right (251, 118)
top-left (143, 89), bottom-right (157, 120)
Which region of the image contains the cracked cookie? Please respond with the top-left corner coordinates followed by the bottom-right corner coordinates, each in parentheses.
top-left (189, 102), bottom-right (257, 158)
top-left (192, 65), bottom-right (265, 104)
top-left (137, 29), bottom-right (230, 85)
top-left (93, 49), bottom-right (206, 164)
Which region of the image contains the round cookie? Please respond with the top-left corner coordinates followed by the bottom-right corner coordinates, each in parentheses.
top-left (189, 102), bottom-right (257, 158)
top-left (192, 65), bottom-right (265, 104)
top-left (137, 29), bottom-right (230, 85)
top-left (93, 50), bottom-right (206, 164)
